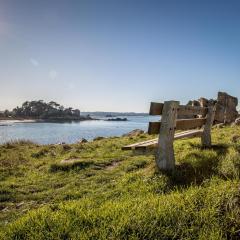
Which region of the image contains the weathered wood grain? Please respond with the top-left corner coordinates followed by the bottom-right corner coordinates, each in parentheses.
top-left (150, 102), bottom-right (207, 116)
top-left (121, 138), bottom-right (158, 150)
top-left (148, 121), bottom-right (162, 134)
top-left (201, 105), bottom-right (215, 147)
top-left (124, 100), bottom-right (214, 171)
top-left (156, 101), bottom-right (179, 170)
top-left (149, 102), bottom-right (164, 115)
top-left (178, 105), bottom-right (207, 116)
top-left (174, 129), bottom-right (203, 140)
top-left (176, 118), bottom-right (206, 130)
top-left (148, 118), bottom-right (206, 134)
top-left (123, 130), bottom-right (203, 150)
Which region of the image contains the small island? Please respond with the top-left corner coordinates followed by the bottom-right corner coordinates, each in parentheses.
top-left (0, 100), bottom-right (92, 122)
top-left (106, 117), bottom-right (128, 121)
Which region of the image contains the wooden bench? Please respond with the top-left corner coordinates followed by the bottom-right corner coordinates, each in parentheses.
top-left (122, 101), bottom-right (216, 170)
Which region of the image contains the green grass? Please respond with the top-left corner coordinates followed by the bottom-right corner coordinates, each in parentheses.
top-left (0, 127), bottom-right (240, 239)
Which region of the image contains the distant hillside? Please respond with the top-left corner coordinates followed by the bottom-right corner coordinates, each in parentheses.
top-left (82, 111), bottom-right (148, 117)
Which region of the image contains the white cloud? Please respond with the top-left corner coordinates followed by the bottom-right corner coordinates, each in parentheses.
top-left (49, 70), bottom-right (58, 79)
top-left (30, 58), bottom-right (39, 67)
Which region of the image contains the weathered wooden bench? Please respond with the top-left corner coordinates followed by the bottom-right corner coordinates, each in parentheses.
top-left (122, 101), bottom-right (215, 170)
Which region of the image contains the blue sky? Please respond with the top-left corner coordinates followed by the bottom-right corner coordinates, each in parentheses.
top-left (0, 0), bottom-right (240, 112)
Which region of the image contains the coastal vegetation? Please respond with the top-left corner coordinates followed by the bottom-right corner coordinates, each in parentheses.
top-left (0, 125), bottom-right (240, 239)
top-left (0, 100), bottom-right (87, 122)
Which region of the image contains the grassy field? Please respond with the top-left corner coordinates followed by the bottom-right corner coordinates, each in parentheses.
top-left (0, 126), bottom-right (240, 239)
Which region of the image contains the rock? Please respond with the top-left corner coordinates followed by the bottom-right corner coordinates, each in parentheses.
top-left (1, 207), bottom-right (9, 212)
top-left (214, 92), bottom-right (238, 124)
top-left (180, 100), bottom-right (202, 119)
top-left (123, 129), bottom-right (144, 137)
top-left (78, 138), bottom-right (88, 143)
top-left (106, 117), bottom-right (128, 121)
top-left (192, 100), bottom-right (200, 107)
top-left (232, 135), bottom-right (240, 143)
top-left (199, 97), bottom-right (209, 107)
top-left (60, 158), bottom-right (80, 164)
top-left (16, 202), bottom-right (25, 209)
top-left (93, 136), bottom-right (105, 141)
top-left (185, 92), bottom-right (238, 124)
top-left (213, 123), bottom-right (226, 129)
top-left (62, 144), bottom-right (71, 151)
top-left (234, 117), bottom-right (240, 126)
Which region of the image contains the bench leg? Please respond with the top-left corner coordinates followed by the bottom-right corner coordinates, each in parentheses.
top-left (156, 101), bottom-right (179, 170)
top-left (201, 105), bottom-right (215, 147)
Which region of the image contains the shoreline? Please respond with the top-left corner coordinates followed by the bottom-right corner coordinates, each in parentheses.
top-left (0, 117), bottom-right (99, 124)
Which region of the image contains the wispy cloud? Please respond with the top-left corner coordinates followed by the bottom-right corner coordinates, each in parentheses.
top-left (49, 70), bottom-right (58, 80)
top-left (30, 58), bottom-right (39, 67)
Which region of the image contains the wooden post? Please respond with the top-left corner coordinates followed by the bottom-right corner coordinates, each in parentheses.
top-left (156, 101), bottom-right (179, 170)
top-left (201, 105), bottom-right (215, 147)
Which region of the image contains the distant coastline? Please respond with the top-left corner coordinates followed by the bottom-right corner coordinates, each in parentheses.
top-left (82, 111), bottom-right (148, 117)
top-left (0, 100), bottom-right (149, 123)
top-left (0, 116), bottom-right (94, 123)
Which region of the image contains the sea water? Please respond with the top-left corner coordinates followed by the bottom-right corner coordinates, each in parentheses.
top-left (0, 116), bottom-right (159, 144)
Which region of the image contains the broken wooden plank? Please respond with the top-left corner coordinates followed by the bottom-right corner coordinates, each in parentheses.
top-left (148, 118), bottom-right (206, 134)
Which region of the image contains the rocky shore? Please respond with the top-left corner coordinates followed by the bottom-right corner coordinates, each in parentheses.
top-left (182, 91), bottom-right (239, 124)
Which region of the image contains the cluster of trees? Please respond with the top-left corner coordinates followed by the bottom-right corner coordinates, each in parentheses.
top-left (0, 100), bottom-right (81, 120)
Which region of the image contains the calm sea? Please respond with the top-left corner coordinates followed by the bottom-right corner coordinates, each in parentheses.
top-left (0, 116), bottom-right (159, 145)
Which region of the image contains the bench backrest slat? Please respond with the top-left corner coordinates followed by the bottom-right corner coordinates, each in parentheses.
top-left (176, 118), bottom-right (206, 130)
top-left (178, 105), bottom-right (207, 116)
top-left (148, 118), bottom-right (206, 134)
top-left (149, 102), bottom-right (207, 116)
top-left (149, 102), bottom-right (164, 115)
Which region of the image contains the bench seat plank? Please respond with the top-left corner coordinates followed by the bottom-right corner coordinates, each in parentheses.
top-left (122, 129), bottom-right (203, 150)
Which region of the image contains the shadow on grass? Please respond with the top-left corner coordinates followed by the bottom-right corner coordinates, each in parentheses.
top-left (158, 144), bottom-right (229, 187)
top-left (131, 149), bottom-right (156, 156)
top-left (188, 143), bottom-right (228, 154)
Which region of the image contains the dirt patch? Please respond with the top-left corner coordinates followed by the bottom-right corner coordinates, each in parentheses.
top-left (60, 158), bottom-right (80, 164)
top-left (59, 158), bottom-right (121, 171)
top-left (105, 161), bottom-right (121, 170)
top-left (51, 158), bottom-right (94, 172)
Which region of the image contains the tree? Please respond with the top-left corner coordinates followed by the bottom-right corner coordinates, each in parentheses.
top-left (8, 100), bottom-right (81, 120)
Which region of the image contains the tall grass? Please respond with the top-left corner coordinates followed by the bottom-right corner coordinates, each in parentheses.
top-left (0, 126), bottom-right (240, 239)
